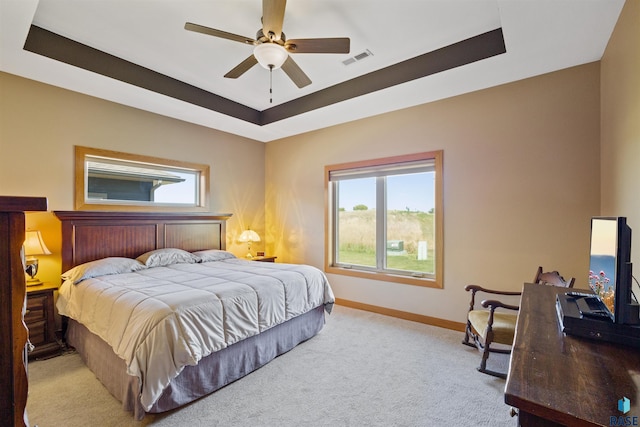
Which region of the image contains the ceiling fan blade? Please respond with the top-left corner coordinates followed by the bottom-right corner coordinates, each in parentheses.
top-left (281, 56), bottom-right (312, 88)
top-left (262, 0), bottom-right (286, 41)
top-left (224, 55), bottom-right (259, 79)
top-left (185, 22), bottom-right (255, 45)
top-left (285, 37), bottom-right (351, 54)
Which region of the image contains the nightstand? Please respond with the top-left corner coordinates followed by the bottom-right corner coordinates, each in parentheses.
top-left (252, 256), bottom-right (277, 262)
top-left (25, 283), bottom-right (61, 360)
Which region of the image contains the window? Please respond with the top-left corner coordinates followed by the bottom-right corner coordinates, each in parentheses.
top-left (75, 146), bottom-right (210, 211)
top-left (325, 151), bottom-right (443, 288)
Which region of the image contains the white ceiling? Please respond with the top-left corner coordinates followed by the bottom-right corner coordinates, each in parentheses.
top-left (0, 0), bottom-right (625, 142)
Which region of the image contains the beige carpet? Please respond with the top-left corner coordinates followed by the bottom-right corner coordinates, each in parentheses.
top-left (26, 305), bottom-right (513, 426)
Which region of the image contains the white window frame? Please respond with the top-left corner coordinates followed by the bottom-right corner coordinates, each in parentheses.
top-left (324, 151), bottom-right (443, 288)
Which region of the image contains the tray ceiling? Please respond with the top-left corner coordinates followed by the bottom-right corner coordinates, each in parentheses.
top-left (0, 0), bottom-right (625, 142)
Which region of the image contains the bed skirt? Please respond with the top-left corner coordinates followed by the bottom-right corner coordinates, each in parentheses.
top-left (66, 305), bottom-right (326, 420)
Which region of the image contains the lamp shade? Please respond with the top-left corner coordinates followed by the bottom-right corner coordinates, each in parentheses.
top-left (238, 229), bottom-right (261, 243)
top-left (254, 43), bottom-right (288, 69)
top-left (24, 230), bottom-right (51, 256)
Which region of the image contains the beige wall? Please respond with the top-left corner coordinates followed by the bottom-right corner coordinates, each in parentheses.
top-left (4, 1), bottom-right (636, 325)
top-left (601, 0), bottom-right (640, 269)
top-left (0, 72), bottom-right (266, 285)
top-left (266, 63), bottom-right (601, 323)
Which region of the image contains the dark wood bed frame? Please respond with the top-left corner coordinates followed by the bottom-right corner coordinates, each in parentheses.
top-left (55, 211), bottom-right (232, 273)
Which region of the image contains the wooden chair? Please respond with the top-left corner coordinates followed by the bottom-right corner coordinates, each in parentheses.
top-left (462, 267), bottom-right (575, 378)
top-left (531, 266), bottom-right (575, 288)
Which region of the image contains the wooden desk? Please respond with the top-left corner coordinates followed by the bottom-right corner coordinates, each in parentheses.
top-left (505, 283), bottom-right (640, 426)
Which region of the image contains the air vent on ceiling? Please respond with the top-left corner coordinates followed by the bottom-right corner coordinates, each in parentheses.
top-left (342, 49), bottom-right (373, 66)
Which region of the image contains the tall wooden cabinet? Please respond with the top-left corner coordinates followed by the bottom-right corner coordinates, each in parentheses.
top-left (0, 196), bottom-right (48, 427)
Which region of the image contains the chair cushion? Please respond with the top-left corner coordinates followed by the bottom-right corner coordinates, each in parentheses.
top-left (468, 310), bottom-right (517, 345)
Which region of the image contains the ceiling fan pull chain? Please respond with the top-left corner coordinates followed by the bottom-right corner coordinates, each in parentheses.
top-left (269, 64), bottom-right (274, 104)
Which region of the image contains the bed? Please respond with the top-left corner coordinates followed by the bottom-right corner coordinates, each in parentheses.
top-left (53, 211), bottom-right (334, 420)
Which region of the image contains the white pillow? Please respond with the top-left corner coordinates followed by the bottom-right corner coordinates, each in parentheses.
top-left (62, 257), bottom-right (146, 285)
top-left (136, 248), bottom-right (199, 267)
top-left (192, 249), bottom-right (237, 262)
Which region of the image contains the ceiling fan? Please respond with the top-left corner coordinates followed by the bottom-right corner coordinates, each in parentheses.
top-left (184, 0), bottom-right (350, 90)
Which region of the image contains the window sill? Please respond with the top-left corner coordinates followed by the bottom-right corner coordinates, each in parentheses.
top-left (325, 265), bottom-right (442, 288)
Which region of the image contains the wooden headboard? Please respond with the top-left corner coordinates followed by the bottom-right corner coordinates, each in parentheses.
top-left (54, 211), bottom-right (232, 273)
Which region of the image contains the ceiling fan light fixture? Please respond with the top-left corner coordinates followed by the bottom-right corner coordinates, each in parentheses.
top-left (254, 43), bottom-right (288, 70)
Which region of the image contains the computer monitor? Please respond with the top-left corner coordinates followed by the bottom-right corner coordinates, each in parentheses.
top-left (588, 217), bottom-right (636, 325)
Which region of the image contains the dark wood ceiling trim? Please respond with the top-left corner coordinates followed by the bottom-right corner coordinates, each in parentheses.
top-left (22, 25), bottom-right (505, 128)
top-left (23, 25), bottom-right (261, 125)
top-left (260, 28), bottom-right (505, 125)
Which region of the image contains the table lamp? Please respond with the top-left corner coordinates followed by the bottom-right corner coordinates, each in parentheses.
top-left (238, 229), bottom-right (260, 259)
top-left (24, 230), bottom-right (51, 286)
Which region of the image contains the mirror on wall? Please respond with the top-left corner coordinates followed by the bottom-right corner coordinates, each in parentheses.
top-left (75, 146), bottom-right (210, 211)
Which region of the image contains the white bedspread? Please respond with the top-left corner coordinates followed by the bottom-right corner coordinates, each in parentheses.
top-left (56, 259), bottom-right (334, 410)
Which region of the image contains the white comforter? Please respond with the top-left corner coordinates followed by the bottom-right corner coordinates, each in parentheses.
top-left (56, 259), bottom-right (334, 410)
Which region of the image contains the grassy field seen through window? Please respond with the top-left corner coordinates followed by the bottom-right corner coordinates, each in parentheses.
top-left (338, 249), bottom-right (435, 272)
top-left (337, 209), bottom-right (435, 274)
